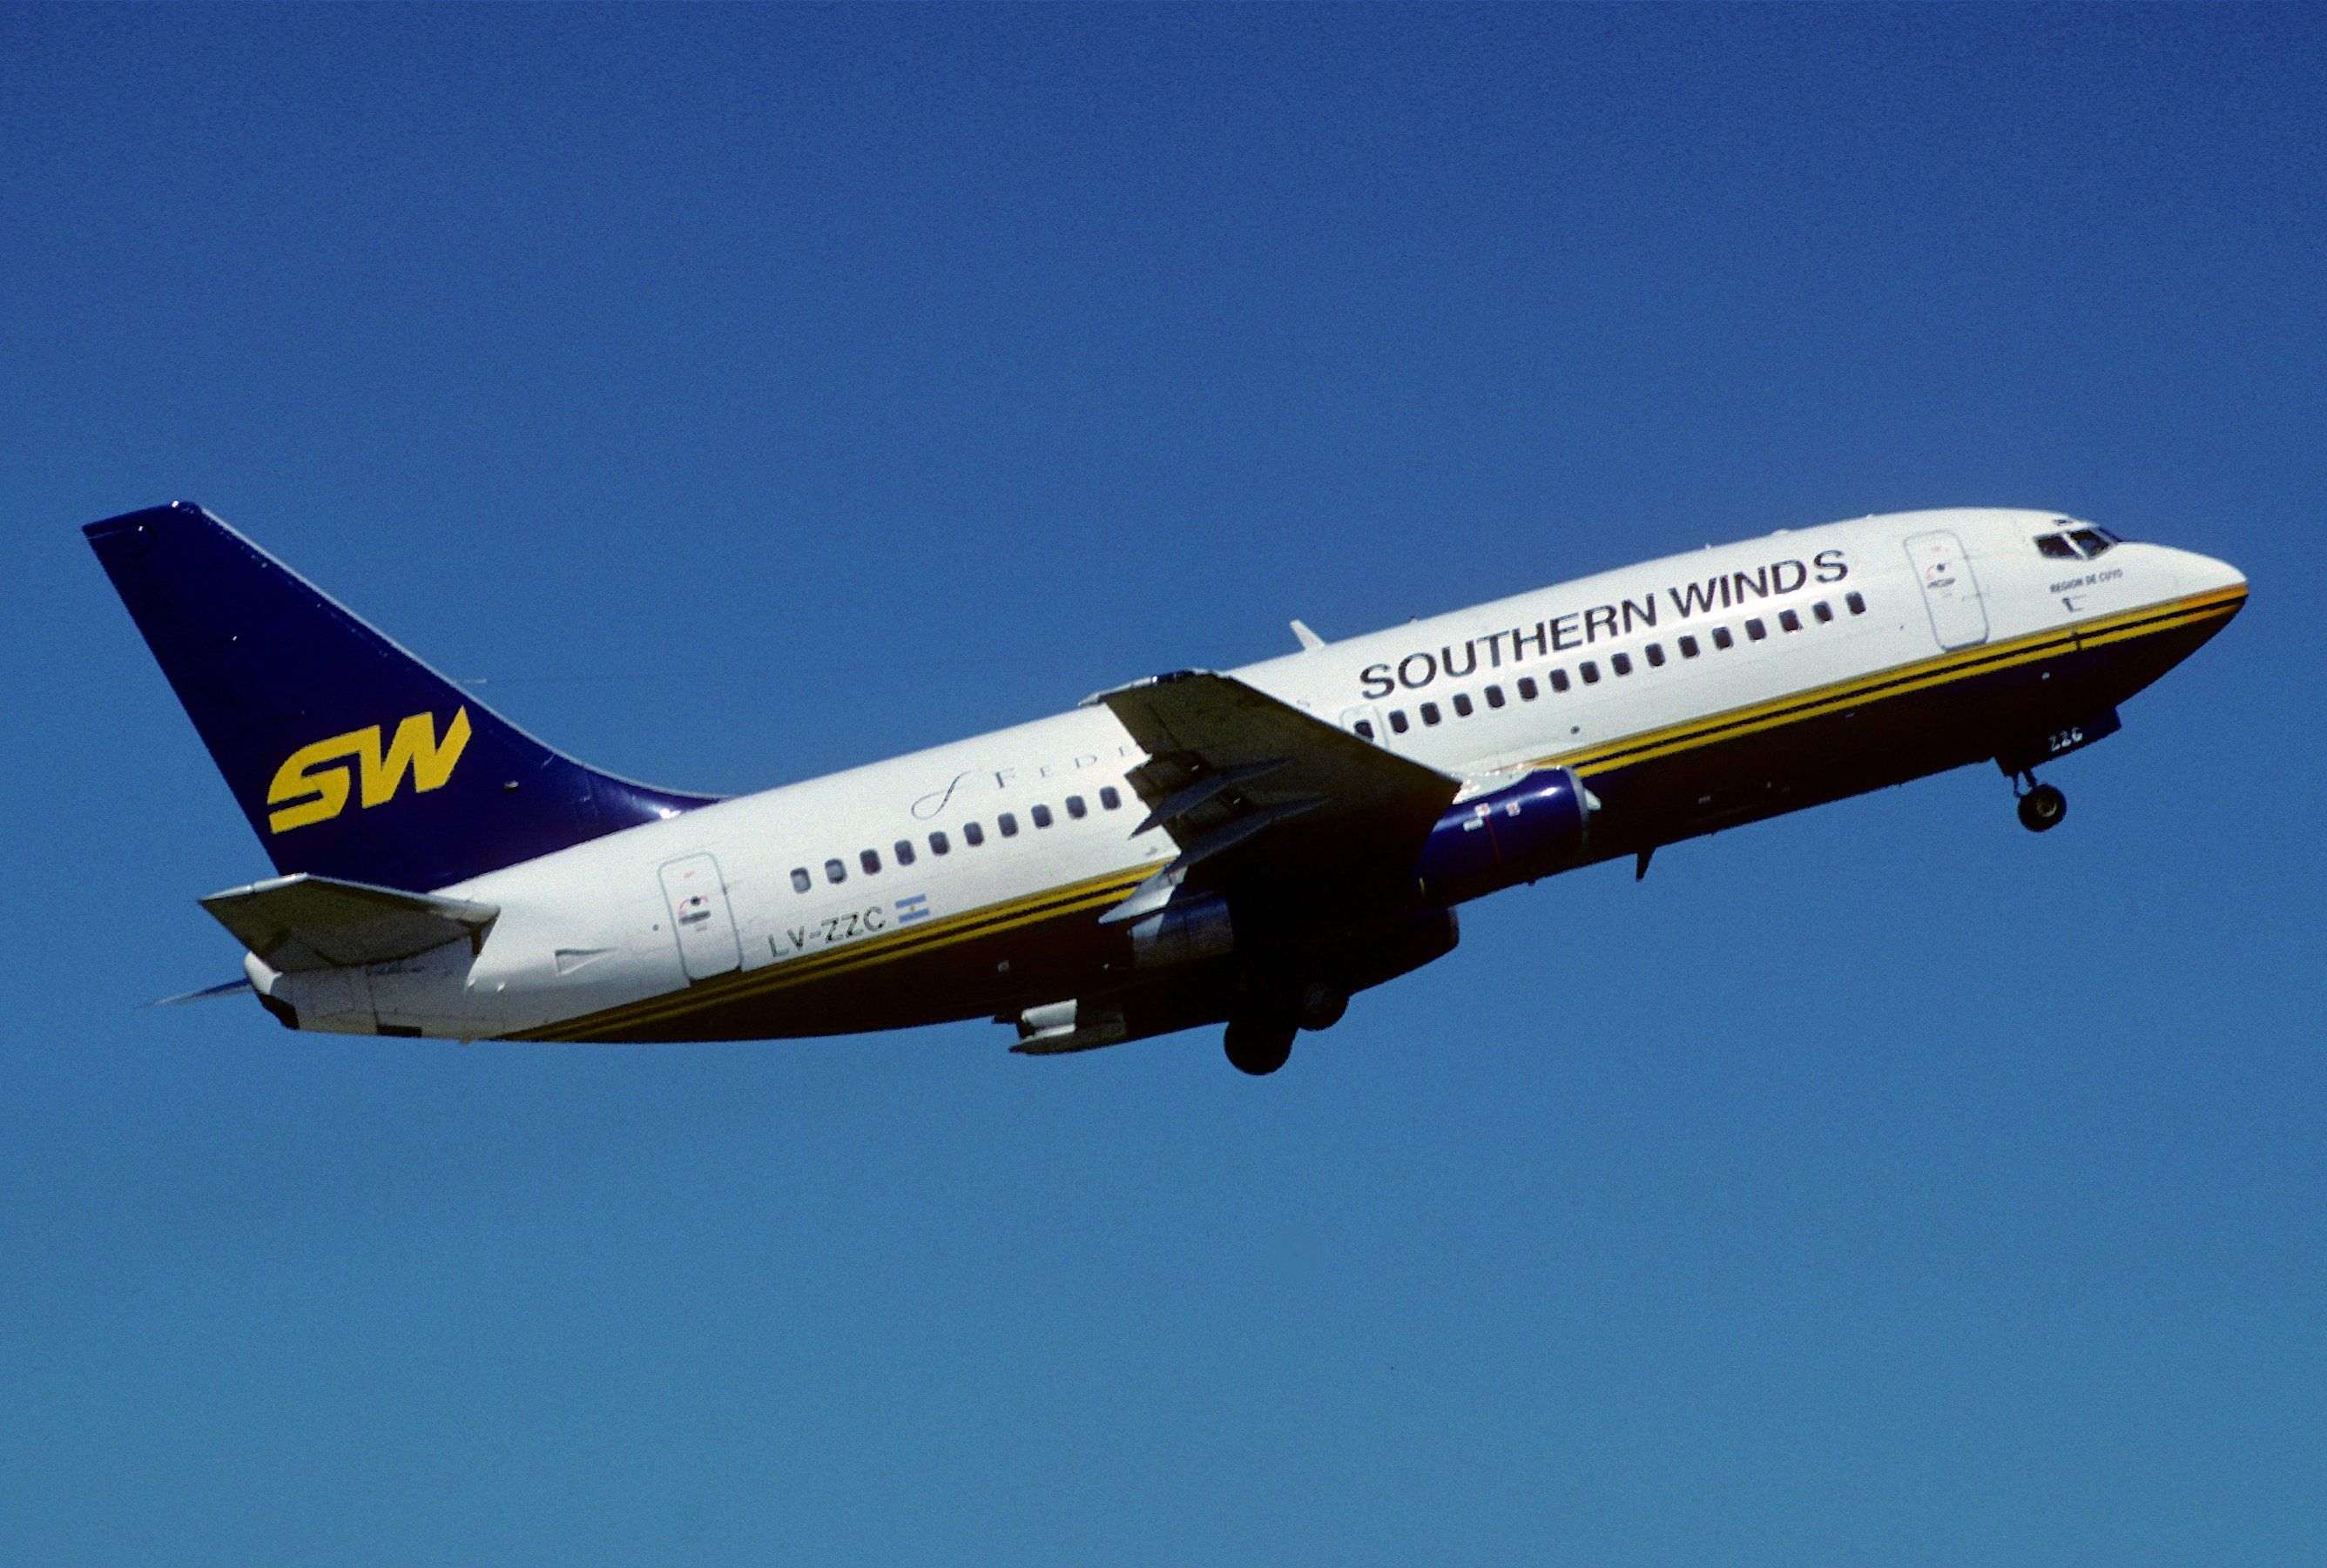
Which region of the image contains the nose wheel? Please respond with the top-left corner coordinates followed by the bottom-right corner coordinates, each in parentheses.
top-left (2013, 772), bottom-right (2067, 833)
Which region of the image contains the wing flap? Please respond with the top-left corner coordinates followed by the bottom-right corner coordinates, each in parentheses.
top-left (1083, 670), bottom-right (1459, 899)
top-left (199, 872), bottom-right (499, 972)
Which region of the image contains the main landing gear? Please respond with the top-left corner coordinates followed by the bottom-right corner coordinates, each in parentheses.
top-left (1224, 1014), bottom-right (1296, 1076)
top-left (1222, 982), bottom-right (1348, 1075)
top-left (2012, 771), bottom-right (2068, 833)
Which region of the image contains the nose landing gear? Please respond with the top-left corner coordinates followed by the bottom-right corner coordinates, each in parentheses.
top-left (2012, 771), bottom-right (2068, 833)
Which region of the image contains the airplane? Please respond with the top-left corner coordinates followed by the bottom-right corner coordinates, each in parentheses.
top-left (88, 501), bottom-right (2244, 1074)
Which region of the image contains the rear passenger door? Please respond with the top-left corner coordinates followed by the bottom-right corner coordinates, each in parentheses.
top-left (658, 853), bottom-right (741, 980)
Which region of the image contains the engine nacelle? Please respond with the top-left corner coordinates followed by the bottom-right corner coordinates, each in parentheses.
top-left (1127, 892), bottom-right (1235, 969)
top-left (1018, 907), bottom-right (1460, 1055)
top-left (1415, 767), bottom-right (1592, 905)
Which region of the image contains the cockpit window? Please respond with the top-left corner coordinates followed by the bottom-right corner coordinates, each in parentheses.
top-left (2036, 525), bottom-right (2123, 560)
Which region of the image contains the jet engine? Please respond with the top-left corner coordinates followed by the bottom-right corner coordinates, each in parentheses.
top-left (1018, 905), bottom-right (1459, 1057)
top-left (1415, 767), bottom-right (1592, 905)
top-left (1127, 892), bottom-right (1235, 968)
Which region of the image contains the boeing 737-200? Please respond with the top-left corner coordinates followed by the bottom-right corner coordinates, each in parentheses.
top-left (90, 502), bottom-right (2244, 1074)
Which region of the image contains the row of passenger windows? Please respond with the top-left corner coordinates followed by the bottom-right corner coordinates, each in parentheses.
top-left (1353, 591), bottom-right (1869, 741)
top-left (789, 784), bottom-right (1127, 891)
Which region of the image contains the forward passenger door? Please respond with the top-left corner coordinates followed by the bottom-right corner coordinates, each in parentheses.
top-left (1904, 530), bottom-right (1989, 650)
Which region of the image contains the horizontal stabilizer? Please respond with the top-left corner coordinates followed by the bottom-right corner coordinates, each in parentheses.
top-left (145, 977), bottom-right (255, 1007)
top-left (199, 872), bottom-right (499, 972)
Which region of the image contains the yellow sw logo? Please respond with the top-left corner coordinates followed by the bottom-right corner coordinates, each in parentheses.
top-left (266, 708), bottom-right (473, 833)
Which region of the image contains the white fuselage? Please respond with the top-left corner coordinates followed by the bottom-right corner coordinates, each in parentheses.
top-left (255, 508), bottom-right (2244, 1042)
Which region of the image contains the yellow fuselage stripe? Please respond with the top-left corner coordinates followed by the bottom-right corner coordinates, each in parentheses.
top-left (518, 585), bottom-right (2244, 1042)
top-left (518, 862), bottom-right (1157, 1040)
top-left (1539, 584), bottom-right (2244, 778)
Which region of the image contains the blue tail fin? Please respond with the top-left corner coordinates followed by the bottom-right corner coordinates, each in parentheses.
top-left (86, 501), bottom-right (718, 891)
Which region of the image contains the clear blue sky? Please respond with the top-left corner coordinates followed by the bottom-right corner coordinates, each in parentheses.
top-left (3, 5), bottom-right (2322, 1561)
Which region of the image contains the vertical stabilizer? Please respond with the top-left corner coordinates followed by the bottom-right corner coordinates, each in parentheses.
top-left (86, 501), bottom-right (717, 891)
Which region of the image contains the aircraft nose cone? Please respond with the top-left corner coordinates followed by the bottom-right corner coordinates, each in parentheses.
top-left (2190, 549), bottom-right (2248, 602)
top-left (2153, 543), bottom-right (2247, 604)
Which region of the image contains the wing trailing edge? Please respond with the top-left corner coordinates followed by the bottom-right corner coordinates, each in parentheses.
top-left (1082, 670), bottom-right (1460, 912)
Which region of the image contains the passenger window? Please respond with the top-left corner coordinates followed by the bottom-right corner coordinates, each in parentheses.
top-left (1549, 669), bottom-right (1570, 692)
top-left (1389, 710), bottom-right (1410, 733)
top-left (1099, 786), bottom-right (1122, 811)
top-left (1679, 635), bottom-right (1699, 658)
top-left (2069, 528), bottom-right (2115, 558)
top-left (1645, 643), bottom-right (1665, 667)
top-left (963, 821), bottom-right (985, 846)
top-left (1420, 702), bottom-right (1441, 726)
top-left (825, 858), bottom-right (846, 885)
top-left (1712, 627), bottom-right (1735, 649)
top-left (1066, 795), bottom-right (1087, 818)
top-left (998, 812), bottom-right (1019, 838)
top-left (1516, 676), bottom-right (1538, 700)
top-left (791, 867), bottom-right (811, 893)
top-left (1485, 684), bottom-right (1505, 708)
top-left (1813, 601), bottom-right (1833, 623)
top-left (1031, 804), bottom-right (1053, 828)
top-left (1610, 653), bottom-right (1632, 676)
top-left (1452, 693), bottom-right (1473, 717)
top-left (2036, 533), bottom-right (2081, 559)
top-left (1778, 609), bottom-right (1801, 632)
top-left (860, 848), bottom-right (881, 874)
top-left (928, 831), bottom-right (950, 855)
top-left (1845, 591), bottom-right (1866, 615)
top-left (894, 838), bottom-right (916, 866)
top-left (1746, 617), bottom-right (1767, 641)
top-left (1580, 661), bottom-right (1600, 683)
top-left (1354, 719), bottom-right (1375, 739)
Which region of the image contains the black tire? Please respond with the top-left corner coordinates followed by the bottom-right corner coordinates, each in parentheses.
top-left (1223, 1016), bottom-right (1296, 1075)
top-left (2018, 782), bottom-right (2067, 833)
top-left (1298, 984), bottom-right (1348, 1033)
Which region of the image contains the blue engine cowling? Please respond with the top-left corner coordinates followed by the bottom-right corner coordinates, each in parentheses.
top-left (1414, 767), bottom-right (1592, 905)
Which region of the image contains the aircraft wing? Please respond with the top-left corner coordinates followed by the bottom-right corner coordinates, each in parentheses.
top-left (1083, 670), bottom-right (1460, 919)
top-left (199, 872), bottom-right (499, 972)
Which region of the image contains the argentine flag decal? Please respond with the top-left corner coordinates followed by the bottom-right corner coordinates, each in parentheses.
top-left (894, 892), bottom-right (931, 925)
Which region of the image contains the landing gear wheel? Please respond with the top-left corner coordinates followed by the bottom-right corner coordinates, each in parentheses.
top-left (1224, 1015), bottom-right (1296, 1075)
top-left (1298, 983), bottom-right (1348, 1033)
top-left (2017, 782), bottom-right (2067, 833)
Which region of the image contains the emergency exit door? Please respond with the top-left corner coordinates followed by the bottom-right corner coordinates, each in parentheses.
top-left (1904, 530), bottom-right (1989, 650)
top-left (659, 853), bottom-right (741, 980)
